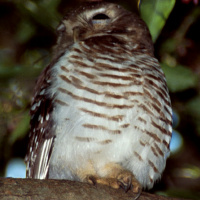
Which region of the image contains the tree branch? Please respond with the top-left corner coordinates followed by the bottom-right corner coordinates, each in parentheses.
top-left (0, 178), bottom-right (189, 200)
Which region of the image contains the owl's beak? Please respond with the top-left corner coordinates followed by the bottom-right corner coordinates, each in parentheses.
top-left (73, 26), bottom-right (80, 43)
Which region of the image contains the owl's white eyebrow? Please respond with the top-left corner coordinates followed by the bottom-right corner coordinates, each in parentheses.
top-left (85, 8), bottom-right (106, 19)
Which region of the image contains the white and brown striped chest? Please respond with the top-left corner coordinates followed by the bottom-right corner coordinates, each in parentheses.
top-left (48, 37), bottom-right (172, 189)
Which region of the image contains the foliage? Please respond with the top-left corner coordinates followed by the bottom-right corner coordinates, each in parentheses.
top-left (140, 0), bottom-right (176, 42)
top-left (161, 63), bottom-right (198, 92)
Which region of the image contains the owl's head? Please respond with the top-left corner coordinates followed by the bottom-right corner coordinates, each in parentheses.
top-left (54, 2), bottom-right (153, 57)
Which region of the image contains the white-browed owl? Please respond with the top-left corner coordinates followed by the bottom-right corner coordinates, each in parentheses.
top-left (25, 2), bottom-right (172, 198)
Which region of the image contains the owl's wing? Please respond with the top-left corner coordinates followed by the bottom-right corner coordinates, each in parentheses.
top-left (25, 64), bottom-right (55, 179)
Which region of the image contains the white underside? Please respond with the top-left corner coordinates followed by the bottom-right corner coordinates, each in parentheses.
top-left (48, 45), bottom-right (171, 189)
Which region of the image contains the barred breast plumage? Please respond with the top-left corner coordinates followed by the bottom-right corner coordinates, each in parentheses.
top-left (25, 2), bottom-right (172, 197)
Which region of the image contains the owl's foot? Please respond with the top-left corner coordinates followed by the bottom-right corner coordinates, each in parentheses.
top-left (117, 170), bottom-right (141, 194)
top-left (85, 171), bottom-right (142, 200)
top-left (81, 163), bottom-right (141, 199)
top-left (116, 170), bottom-right (142, 200)
top-left (85, 175), bottom-right (120, 189)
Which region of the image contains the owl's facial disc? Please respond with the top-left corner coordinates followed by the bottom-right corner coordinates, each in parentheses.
top-left (72, 12), bottom-right (111, 42)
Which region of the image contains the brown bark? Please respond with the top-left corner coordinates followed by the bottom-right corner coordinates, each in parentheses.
top-left (0, 178), bottom-right (189, 200)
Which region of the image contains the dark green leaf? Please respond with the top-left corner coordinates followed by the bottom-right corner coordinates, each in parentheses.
top-left (161, 63), bottom-right (198, 92)
top-left (140, 0), bottom-right (175, 42)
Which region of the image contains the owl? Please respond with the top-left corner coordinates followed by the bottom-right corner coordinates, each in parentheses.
top-left (25, 2), bottom-right (172, 199)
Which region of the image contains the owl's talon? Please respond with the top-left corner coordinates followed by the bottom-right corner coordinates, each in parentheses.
top-left (85, 175), bottom-right (98, 185)
top-left (117, 176), bottom-right (132, 192)
top-left (83, 175), bottom-right (98, 186)
top-left (133, 187), bottom-right (142, 200)
top-left (116, 170), bottom-right (142, 198)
